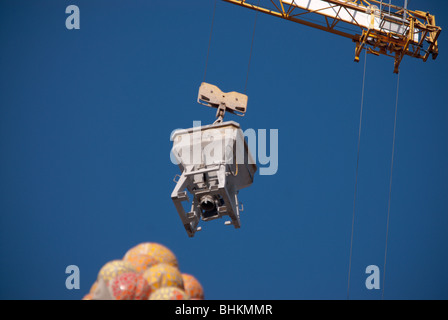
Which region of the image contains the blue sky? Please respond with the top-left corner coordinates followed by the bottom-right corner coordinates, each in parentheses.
top-left (0, 0), bottom-right (447, 300)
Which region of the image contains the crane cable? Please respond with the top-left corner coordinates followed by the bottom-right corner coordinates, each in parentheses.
top-left (347, 49), bottom-right (367, 300)
top-left (202, 0), bottom-right (260, 94)
top-left (201, 0), bottom-right (260, 177)
top-left (346, 50), bottom-right (400, 300)
top-left (203, 0), bottom-right (218, 83)
top-left (244, 0), bottom-right (261, 94)
top-left (382, 70), bottom-right (400, 300)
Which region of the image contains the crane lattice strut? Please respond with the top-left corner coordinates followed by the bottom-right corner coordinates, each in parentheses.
top-left (223, 0), bottom-right (441, 73)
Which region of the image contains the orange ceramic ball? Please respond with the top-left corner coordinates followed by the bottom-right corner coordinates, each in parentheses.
top-left (110, 272), bottom-right (138, 300)
top-left (82, 293), bottom-right (93, 300)
top-left (182, 273), bottom-right (204, 300)
top-left (89, 281), bottom-right (98, 294)
top-left (97, 260), bottom-right (136, 283)
top-left (109, 272), bottom-right (151, 300)
top-left (124, 242), bottom-right (178, 268)
top-left (149, 287), bottom-right (190, 300)
top-left (142, 263), bottom-right (184, 291)
top-left (133, 273), bottom-right (152, 300)
top-left (123, 252), bottom-right (159, 273)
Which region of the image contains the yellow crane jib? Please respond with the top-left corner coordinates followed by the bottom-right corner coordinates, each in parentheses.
top-left (222, 0), bottom-right (441, 73)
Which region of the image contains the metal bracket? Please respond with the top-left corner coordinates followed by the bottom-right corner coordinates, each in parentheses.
top-left (197, 82), bottom-right (248, 123)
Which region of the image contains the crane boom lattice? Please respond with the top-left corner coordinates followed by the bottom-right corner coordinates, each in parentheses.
top-left (223, 0), bottom-right (441, 73)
